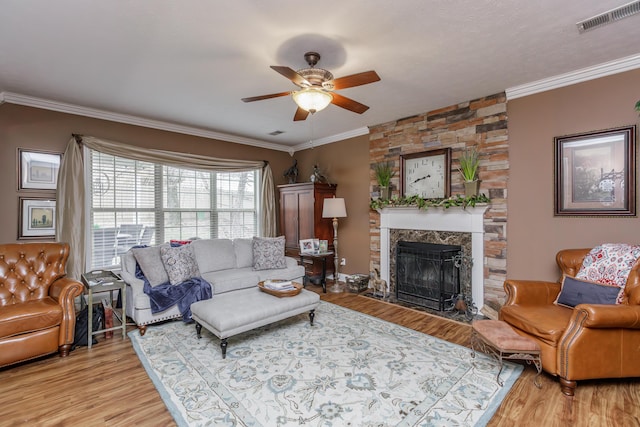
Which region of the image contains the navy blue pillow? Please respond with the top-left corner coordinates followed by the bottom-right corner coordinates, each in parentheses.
top-left (555, 275), bottom-right (620, 308)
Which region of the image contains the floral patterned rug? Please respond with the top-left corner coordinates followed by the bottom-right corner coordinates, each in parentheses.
top-left (129, 302), bottom-right (521, 426)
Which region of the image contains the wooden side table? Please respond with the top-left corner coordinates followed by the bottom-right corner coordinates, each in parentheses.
top-left (80, 270), bottom-right (127, 348)
top-left (299, 251), bottom-right (334, 293)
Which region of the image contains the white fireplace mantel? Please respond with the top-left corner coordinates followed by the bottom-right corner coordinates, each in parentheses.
top-left (378, 205), bottom-right (488, 310)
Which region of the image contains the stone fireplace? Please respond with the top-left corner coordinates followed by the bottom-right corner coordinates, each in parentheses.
top-left (378, 205), bottom-right (488, 310)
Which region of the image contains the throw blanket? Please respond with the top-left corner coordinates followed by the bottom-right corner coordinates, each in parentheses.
top-left (134, 262), bottom-right (212, 322)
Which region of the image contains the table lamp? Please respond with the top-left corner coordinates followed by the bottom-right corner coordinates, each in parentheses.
top-left (322, 197), bottom-right (347, 293)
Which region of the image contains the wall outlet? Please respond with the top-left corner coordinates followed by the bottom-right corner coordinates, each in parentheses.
top-left (340, 258), bottom-right (346, 266)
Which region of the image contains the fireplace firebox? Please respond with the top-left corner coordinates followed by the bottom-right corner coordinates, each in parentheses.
top-left (395, 241), bottom-right (461, 311)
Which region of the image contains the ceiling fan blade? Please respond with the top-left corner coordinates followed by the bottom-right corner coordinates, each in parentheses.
top-left (270, 66), bottom-right (311, 87)
top-left (331, 70), bottom-right (380, 90)
top-left (330, 93), bottom-right (370, 114)
top-left (293, 107), bottom-right (310, 121)
top-left (241, 91), bottom-right (291, 102)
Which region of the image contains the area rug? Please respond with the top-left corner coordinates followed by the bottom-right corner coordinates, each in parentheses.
top-left (129, 301), bottom-right (522, 426)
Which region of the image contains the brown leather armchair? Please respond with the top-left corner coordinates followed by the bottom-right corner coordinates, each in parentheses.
top-left (500, 248), bottom-right (640, 396)
top-left (0, 242), bottom-right (84, 368)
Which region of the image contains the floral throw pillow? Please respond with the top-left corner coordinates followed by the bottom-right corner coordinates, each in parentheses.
top-left (252, 236), bottom-right (286, 270)
top-left (576, 243), bottom-right (640, 304)
top-left (160, 244), bottom-right (200, 285)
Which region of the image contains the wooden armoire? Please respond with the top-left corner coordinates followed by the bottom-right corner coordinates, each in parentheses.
top-left (278, 182), bottom-right (336, 279)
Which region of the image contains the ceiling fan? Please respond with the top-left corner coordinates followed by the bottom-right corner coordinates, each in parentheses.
top-left (241, 51), bottom-right (381, 121)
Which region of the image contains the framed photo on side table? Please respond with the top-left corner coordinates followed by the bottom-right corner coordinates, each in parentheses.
top-left (299, 239), bottom-right (316, 254)
top-left (400, 148), bottom-right (451, 199)
top-left (19, 197), bottom-right (56, 239)
top-left (554, 125), bottom-right (636, 217)
top-left (18, 149), bottom-right (62, 190)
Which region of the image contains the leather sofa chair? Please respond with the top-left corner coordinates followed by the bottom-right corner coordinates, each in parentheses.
top-left (499, 248), bottom-right (640, 396)
top-left (0, 242), bottom-right (84, 368)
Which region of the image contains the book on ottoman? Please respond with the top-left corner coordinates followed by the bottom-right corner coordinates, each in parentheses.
top-left (101, 298), bottom-right (113, 338)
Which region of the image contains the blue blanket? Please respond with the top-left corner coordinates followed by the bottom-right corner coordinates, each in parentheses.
top-left (134, 260), bottom-right (212, 322)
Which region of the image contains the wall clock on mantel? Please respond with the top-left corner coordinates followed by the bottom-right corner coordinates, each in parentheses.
top-left (400, 148), bottom-right (451, 199)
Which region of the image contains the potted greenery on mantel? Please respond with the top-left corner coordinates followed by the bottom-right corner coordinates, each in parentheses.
top-left (458, 146), bottom-right (480, 197)
top-left (374, 161), bottom-right (395, 200)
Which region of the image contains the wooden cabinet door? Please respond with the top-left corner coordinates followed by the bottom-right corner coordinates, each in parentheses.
top-left (280, 190), bottom-right (300, 248)
top-left (297, 190), bottom-right (315, 241)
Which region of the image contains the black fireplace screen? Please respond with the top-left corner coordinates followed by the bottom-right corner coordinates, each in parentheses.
top-left (395, 241), bottom-right (461, 311)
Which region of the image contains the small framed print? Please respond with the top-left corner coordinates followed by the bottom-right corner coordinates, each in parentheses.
top-left (400, 148), bottom-right (451, 198)
top-left (554, 125), bottom-right (636, 216)
top-left (19, 149), bottom-right (62, 190)
top-left (319, 240), bottom-right (328, 253)
top-left (19, 197), bottom-right (56, 239)
top-left (299, 239), bottom-right (315, 254)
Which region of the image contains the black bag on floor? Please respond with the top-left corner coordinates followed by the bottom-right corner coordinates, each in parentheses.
top-left (73, 304), bottom-right (104, 349)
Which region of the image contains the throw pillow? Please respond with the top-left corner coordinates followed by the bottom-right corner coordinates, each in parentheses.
top-left (170, 239), bottom-right (192, 247)
top-left (252, 236), bottom-right (286, 270)
top-left (555, 275), bottom-right (621, 308)
top-left (576, 243), bottom-right (640, 303)
top-left (160, 244), bottom-right (200, 285)
top-left (131, 245), bottom-right (170, 287)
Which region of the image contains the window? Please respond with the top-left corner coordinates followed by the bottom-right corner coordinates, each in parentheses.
top-left (88, 150), bottom-right (259, 269)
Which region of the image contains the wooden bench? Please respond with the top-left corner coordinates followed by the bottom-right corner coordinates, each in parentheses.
top-left (471, 319), bottom-right (542, 387)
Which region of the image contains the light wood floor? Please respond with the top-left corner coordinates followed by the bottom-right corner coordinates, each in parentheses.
top-left (1, 287), bottom-right (638, 426)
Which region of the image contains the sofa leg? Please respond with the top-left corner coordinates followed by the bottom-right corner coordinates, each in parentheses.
top-left (309, 310), bottom-right (315, 326)
top-left (559, 377), bottom-right (577, 396)
top-left (138, 325), bottom-right (147, 336)
top-left (220, 338), bottom-right (228, 359)
top-left (195, 322), bottom-right (202, 339)
top-left (58, 344), bottom-right (72, 357)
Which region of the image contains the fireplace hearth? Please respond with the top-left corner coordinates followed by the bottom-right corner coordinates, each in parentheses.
top-left (396, 241), bottom-right (461, 311)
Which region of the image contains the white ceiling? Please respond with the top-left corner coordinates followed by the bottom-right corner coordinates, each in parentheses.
top-left (1, 0), bottom-right (640, 153)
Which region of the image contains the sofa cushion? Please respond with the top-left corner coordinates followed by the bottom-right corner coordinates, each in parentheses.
top-left (252, 236), bottom-right (286, 270)
top-left (191, 239), bottom-right (236, 273)
top-left (499, 304), bottom-right (573, 347)
top-left (233, 238), bottom-right (254, 268)
top-left (555, 275), bottom-right (620, 308)
top-left (160, 244), bottom-right (200, 285)
top-left (201, 269), bottom-right (260, 294)
top-left (131, 245), bottom-right (169, 287)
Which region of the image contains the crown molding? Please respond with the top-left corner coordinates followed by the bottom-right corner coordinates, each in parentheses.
top-left (506, 53), bottom-right (640, 100)
top-left (0, 92), bottom-right (296, 153)
top-left (292, 127), bottom-right (370, 152)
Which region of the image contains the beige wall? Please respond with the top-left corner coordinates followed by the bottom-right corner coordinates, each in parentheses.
top-left (507, 68), bottom-right (640, 281)
top-left (0, 103), bottom-right (294, 243)
top-left (294, 134), bottom-right (372, 276)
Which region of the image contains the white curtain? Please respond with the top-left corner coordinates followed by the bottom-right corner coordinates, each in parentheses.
top-left (55, 136), bottom-right (86, 280)
top-left (56, 135), bottom-right (277, 277)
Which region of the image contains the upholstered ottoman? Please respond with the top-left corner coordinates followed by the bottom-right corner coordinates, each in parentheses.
top-left (191, 287), bottom-right (320, 358)
top-left (470, 319), bottom-right (542, 387)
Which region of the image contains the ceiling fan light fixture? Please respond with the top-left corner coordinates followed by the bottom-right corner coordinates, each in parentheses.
top-left (292, 87), bottom-right (333, 113)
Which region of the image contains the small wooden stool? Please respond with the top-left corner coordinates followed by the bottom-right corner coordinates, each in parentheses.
top-left (471, 319), bottom-right (542, 387)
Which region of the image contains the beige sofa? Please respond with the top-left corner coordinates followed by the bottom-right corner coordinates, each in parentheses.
top-left (119, 238), bottom-right (305, 335)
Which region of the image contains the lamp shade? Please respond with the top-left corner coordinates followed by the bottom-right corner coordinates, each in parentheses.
top-left (322, 197), bottom-right (347, 218)
top-left (292, 87), bottom-right (333, 113)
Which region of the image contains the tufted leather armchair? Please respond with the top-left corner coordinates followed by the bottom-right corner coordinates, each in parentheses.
top-left (500, 248), bottom-right (640, 396)
top-left (0, 242), bottom-right (84, 368)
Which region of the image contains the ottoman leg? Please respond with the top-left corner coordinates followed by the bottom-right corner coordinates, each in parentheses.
top-left (309, 310), bottom-right (315, 326)
top-left (221, 338), bottom-right (228, 359)
top-left (195, 322), bottom-right (202, 339)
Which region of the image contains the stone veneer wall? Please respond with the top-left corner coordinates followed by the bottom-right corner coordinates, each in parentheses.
top-left (369, 92), bottom-right (509, 311)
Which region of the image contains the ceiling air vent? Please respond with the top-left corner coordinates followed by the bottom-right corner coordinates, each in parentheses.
top-left (577, 0), bottom-right (640, 33)
top-left (268, 130), bottom-right (284, 136)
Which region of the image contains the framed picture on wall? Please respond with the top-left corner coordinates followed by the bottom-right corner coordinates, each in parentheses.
top-left (19, 197), bottom-right (56, 239)
top-left (18, 149), bottom-right (62, 190)
top-left (554, 125), bottom-right (636, 216)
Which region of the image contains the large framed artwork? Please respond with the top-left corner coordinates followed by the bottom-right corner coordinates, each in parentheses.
top-left (19, 197), bottom-right (56, 239)
top-left (400, 148), bottom-right (451, 199)
top-left (18, 149), bottom-right (62, 190)
top-left (554, 125), bottom-right (636, 217)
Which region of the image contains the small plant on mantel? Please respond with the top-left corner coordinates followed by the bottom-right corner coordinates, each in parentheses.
top-left (458, 147), bottom-right (479, 182)
top-left (374, 161), bottom-right (395, 199)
